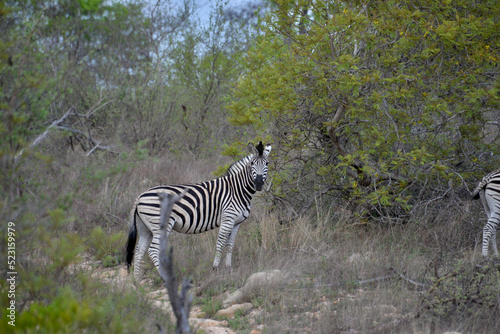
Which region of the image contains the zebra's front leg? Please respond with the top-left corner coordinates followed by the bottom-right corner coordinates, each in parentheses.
top-left (213, 223), bottom-right (233, 270)
top-left (224, 224), bottom-right (241, 269)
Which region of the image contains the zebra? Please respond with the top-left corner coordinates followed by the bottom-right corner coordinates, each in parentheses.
top-left (126, 141), bottom-right (271, 279)
top-left (472, 168), bottom-right (500, 257)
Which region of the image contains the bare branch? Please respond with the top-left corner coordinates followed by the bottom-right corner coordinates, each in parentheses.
top-left (15, 97), bottom-right (118, 163)
top-left (82, 99), bottom-right (115, 118)
top-left (158, 190), bottom-right (191, 334)
top-left (15, 107), bottom-right (75, 164)
top-left (327, 104), bottom-right (346, 156)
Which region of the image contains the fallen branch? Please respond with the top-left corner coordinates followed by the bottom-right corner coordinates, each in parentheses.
top-left (392, 269), bottom-right (428, 290)
top-left (355, 267), bottom-right (427, 290)
top-left (157, 191), bottom-right (191, 334)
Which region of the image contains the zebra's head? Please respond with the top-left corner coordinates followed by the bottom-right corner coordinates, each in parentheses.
top-left (248, 141), bottom-right (271, 191)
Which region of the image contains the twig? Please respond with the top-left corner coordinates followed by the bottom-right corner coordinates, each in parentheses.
top-left (56, 125), bottom-right (118, 155)
top-left (86, 142), bottom-right (102, 156)
top-left (104, 212), bottom-right (126, 225)
top-left (391, 268), bottom-right (428, 290)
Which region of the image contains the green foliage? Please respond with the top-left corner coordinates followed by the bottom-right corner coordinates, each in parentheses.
top-left (213, 163), bottom-right (231, 177)
top-left (225, 310), bottom-right (251, 331)
top-left (199, 297), bottom-right (224, 318)
top-left (86, 226), bottom-right (126, 261)
top-left (212, 142), bottom-right (248, 176)
top-left (14, 287), bottom-right (93, 334)
top-left (0, 1), bottom-right (52, 203)
top-left (6, 282), bottom-right (167, 334)
top-left (228, 0), bottom-right (500, 220)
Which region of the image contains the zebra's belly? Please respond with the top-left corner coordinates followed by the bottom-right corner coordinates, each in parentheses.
top-left (170, 207), bottom-right (250, 234)
top-left (171, 212), bottom-right (220, 234)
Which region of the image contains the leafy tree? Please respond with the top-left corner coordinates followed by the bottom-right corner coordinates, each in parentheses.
top-left (228, 0), bottom-right (500, 221)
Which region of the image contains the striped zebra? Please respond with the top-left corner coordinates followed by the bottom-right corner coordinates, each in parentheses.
top-left (472, 168), bottom-right (500, 257)
top-left (126, 142), bottom-right (271, 279)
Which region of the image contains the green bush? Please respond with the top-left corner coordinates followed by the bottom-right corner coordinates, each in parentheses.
top-left (86, 227), bottom-right (126, 262)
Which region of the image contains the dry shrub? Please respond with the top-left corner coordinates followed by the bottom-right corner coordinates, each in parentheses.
top-left (419, 259), bottom-right (500, 333)
top-left (252, 207), bottom-right (333, 253)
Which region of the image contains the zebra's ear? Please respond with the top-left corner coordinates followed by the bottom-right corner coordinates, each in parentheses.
top-left (247, 142), bottom-right (257, 155)
top-left (263, 144), bottom-right (271, 158)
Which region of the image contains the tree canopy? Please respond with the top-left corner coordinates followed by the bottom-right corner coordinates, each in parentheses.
top-left (228, 0), bottom-right (500, 220)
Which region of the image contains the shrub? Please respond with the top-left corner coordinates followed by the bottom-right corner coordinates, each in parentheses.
top-left (420, 259), bottom-right (500, 331)
top-left (86, 226), bottom-right (126, 262)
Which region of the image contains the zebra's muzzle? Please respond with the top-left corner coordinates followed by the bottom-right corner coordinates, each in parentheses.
top-left (255, 175), bottom-right (264, 191)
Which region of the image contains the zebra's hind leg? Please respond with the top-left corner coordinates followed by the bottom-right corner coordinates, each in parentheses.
top-left (491, 229), bottom-right (499, 257)
top-left (147, 218), bottom-right (175, 273)
top-left (224, 224), bottom-right (241, 269)
top-left (482, 214), bottom-right (500, 257)
top-left (134, 218), bottom-right (153, 281)
top-left (481, 190), bottom-right (500, 257)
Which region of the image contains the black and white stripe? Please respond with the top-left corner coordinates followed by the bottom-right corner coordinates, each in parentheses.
top-left (472, 168), bottom-right (500, 257)
top-left (126, 142), bottom-right (271, 279)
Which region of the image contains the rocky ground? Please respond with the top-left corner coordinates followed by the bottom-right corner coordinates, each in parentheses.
top-left (81, 260), bottom-right (287, 334)
top-left (71, 255), bottom-right (466, 334)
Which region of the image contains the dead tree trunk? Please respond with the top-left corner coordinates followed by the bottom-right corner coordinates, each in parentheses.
top-left (157, 191), bottom-right (192, 334)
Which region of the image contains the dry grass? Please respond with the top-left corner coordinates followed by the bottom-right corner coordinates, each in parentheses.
top-left (23, 147), bottom-right (498, 333)
top-left (153, 200), bottom-right (496, 333)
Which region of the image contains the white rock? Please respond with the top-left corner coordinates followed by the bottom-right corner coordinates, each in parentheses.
top-left (215, 303), bottom-right (253, 318)
top-left (222, 269), bottom-right (287, 306)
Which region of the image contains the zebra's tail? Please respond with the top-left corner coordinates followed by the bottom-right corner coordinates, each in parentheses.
top-left (472, 183), bottom-right (483, 200)
top-left (472, 176), bottom-right (489, 200)
top-left (125, 207), bottom-right (138, 272)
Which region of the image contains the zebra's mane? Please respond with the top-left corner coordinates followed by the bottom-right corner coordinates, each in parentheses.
top-left (224, 154), bottom-right (253, 176)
